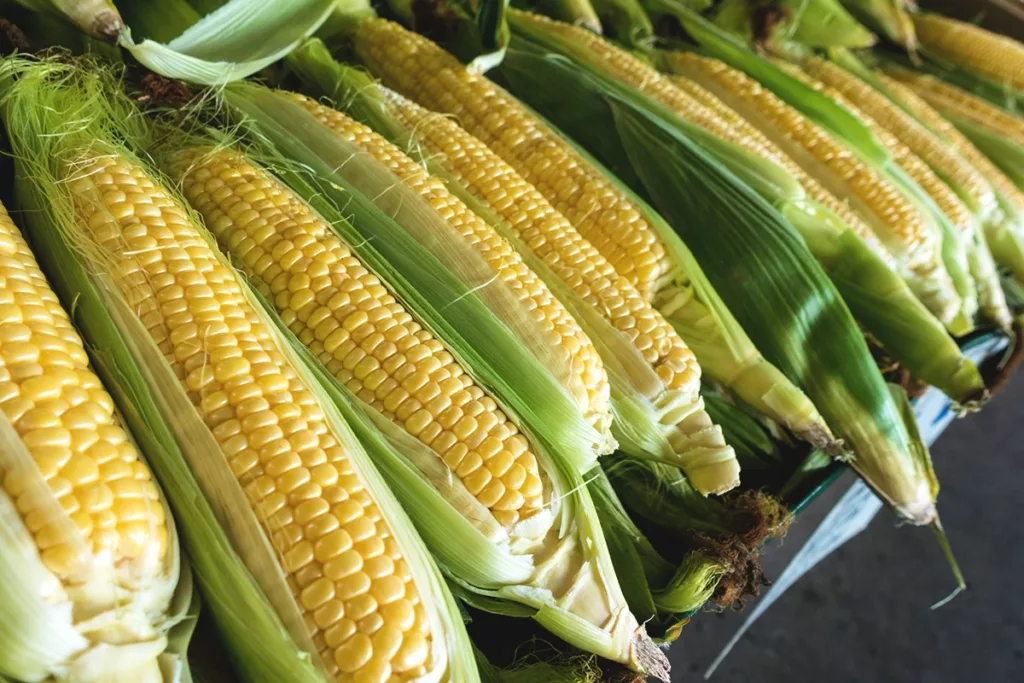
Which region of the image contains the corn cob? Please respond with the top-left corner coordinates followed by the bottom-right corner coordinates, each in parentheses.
top-left (347, 16), bottom-right (834, 454)
top-left (352, 18), bottom-right (671, 303)
top-left (0, 195), bottom-right (179, 682)
top-left (65, 150), bottom-right (441, 682)
top-left (287, 96), bottom-right (612, 445)
top-left (349, 86), bottom-right (740, 492)
top-left (913, 13), bottom-right (1024, 93)
top-left (881, 72), bottom-right (1024, 287)
top-left (169, 146), bottom-right (549, 527)
top-left (800, 56), bottom-right (997, 220)
top-left (665, 51), bottom-right (962, 326)
top-left (881, 74), bottom-right (1024, 213)
top-left (0, 199), bottom-right (168, 574)
top-left (887, 70), bottom-right (1024, 145)
top-left (509, 9), bottom-right (887, 258)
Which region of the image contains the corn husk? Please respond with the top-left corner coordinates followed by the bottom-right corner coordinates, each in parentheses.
top-left (838, 0), bottom-right (916, 48)
top-left (287, 39), bottom-right (737, 494)
top-left (1, 57), bottom-right (478, 683)
top-left (711, 0), bottom-right (876, 51)
top-left (491, 36), bottom-right (941, 525)
top-left (155, 84), bottom-right (667, 676)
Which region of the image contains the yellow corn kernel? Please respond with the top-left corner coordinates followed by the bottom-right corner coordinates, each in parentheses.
top-left (65, 152), bottom-right (433, 681)
top-left (0, 200), bottom-right (166, 579)
top-left (352, 17), bottom-right (673, 303)
top-left (170, 147), bottom-right (548, 527)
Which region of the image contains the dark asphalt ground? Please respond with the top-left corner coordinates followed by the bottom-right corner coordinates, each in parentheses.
top-left (670, 376), bottom-right (1024, 682)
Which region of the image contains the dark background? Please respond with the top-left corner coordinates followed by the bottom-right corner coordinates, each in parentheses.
top-left (669, 375), bottom-right (1024, 682)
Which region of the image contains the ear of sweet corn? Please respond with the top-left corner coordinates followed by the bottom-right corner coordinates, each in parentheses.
top-left (426, 15), bottom-right (939, 523)
top-left (285, 40), bottom-right (738, 496)
top-left (167, 86), bottom-right (668, 677)
top-left (665, 51), bottom-right (966, 332)
top-left (876, 71), bottom-right (1024, 286)
top-left (776, 58), bottom-right (995, 332)
top-left (2, 57), bottom-right (478, 683)
top-left (801, 54), bottom-right (1012, 330)
top-left (913, 13), bottom-right (1024, 94)
top-left (342, 15), bottom-right (837, 457)
top-left (0, 196), bottom-right (185, 682)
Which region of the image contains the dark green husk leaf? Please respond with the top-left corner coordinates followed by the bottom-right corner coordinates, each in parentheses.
top-left (493, 41), bottom-right (939, 523)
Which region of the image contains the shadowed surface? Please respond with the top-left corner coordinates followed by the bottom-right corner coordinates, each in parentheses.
top-left (672, 375), bottom-right (1024, 681)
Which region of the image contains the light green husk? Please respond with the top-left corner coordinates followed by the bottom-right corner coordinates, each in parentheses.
top-left (106, 0), bottom-right (338, 85)
top-left (837, 0), bottom-right (915, 48)
top-left (498, 20), bottom-right (982, 408)
top-left (1, 57), bottom-right (476, 683)
top-left (490, 40), bottom-right (940, 524)
top-left (286, 39), bottom-right (737, 494)
top-left (711, 0), bottom-right (876, 52)
top-left (157, 85), bottom-right (666, 674)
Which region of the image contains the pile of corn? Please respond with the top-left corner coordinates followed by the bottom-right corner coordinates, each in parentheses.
top-left (0, 0), bottom-right (1023, 681)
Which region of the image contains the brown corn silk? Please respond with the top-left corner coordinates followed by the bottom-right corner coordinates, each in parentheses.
top-left (63, 151), bottom-right (438, 682)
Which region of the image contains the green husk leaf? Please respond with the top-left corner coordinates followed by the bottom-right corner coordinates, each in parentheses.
top-left (285, 39), bottom-right (738, 493)
top-left (493, 45), bottom-right (837, 455)
top-left (651, 0), bottom-right (891, 165)
top-left (2, 56), bottom-right (473, 683)
top-left (221, 81), bottom-right (612, 472)
top-left (838, 0), bottom-right (915, 48)
top-left (113, 0), bottom-right (339, 85)
top-left (527, 0), bottom-right (603, 34)
top-left (587, 0), bottom-right (655, 48)
top-left (711, 0), bottom-right (876, 51)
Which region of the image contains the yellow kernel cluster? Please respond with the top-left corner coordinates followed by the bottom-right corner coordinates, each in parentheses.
top-left (383, 89), bottom-right (702, 396)
top-left (887, 70), bottom-right (1024, 146)
top-left (66, 153), bottom-right (432, 683)
top-left (675, 53), bottom-right (930, 255)
top-left (353, 18), bottom-right (672, 304)
top-left (665, 73), bottom-right (881, 248)
top-left (880, 74), bottom-right (1024, 213)
top-left (291, 93), bottom-right (613, 439)
top-left (171, 148), bottom-right (545, 528)
top-left (913, 13), bottom-right (1024, 93)
top-left (800, 56), bottom-right (995, 219)
top-left (0, 201), bottom-right (166, 579)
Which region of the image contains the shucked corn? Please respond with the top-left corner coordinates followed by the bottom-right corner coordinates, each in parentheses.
top-left (377, 88), bottom-right (701, 396)
top-left (287, 94), bottom-right (614, 441)
top-left (170, 147), bottom-right (547, 528)
top-left (351, 18), bottom-right (673, 304)
top-left (65, 152), bottom-right (436, 681)
top-left (0, 200), bottom-right (168, 579)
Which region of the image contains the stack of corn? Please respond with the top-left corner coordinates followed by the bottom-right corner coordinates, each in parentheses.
top-left (1, 58), bottom-right (480, 683)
